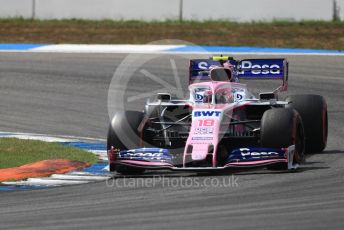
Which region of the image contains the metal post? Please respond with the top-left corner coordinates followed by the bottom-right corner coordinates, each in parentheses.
top-left (333, 0), bottom-right (340, 21)
top-left (179, 0), bottom-right (183, 22)
top-left (32, 0), bottom-right (36, 20)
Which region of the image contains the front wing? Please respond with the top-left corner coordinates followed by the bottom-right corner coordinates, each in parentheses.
top-left (108, 146), bottom-right (298, 171)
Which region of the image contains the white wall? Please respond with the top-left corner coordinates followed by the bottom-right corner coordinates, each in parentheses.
top-left (35, 0), bottom-right (179, 21)
top-left (184, 0), bottom-right (334, 22)
top-left (0, 0), bottom-right (33, 18)
top-left (0, 0), bottom-right (343, 22)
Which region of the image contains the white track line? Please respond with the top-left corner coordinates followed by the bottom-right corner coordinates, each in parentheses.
top-left (145, 51), bottom-right (344, 56)
top-left (50, 174), bottom-right (111, 181)
top-left (1, 45), bottom-right (344, 56)
top-left (3, 175), bottom-right (110, 187)
top-left (2, 50), bottom-right (343, 56)
top-left (31, 44), bottom-right (184, 53)
top-left (3, 178), bottom-right (90, 186)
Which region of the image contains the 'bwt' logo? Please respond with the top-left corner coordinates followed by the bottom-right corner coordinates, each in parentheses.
top-left (194, 111), bottom-right (221, 117)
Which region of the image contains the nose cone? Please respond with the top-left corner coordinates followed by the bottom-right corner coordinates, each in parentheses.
top-left (183, 109), bottom-right (222, 167)
top-left (191, 143), bottom-right (211, 161)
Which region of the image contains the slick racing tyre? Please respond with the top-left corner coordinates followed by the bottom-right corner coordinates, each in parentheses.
top-left (107, 111), bottom-right (145, 174)
top-left (260, 108), bottom-right (305, 169)
top-left (286, 94), bottom-right (328, 153)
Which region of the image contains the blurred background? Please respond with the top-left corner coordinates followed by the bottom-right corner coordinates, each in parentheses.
top-left (1, 0), bottom-right (343, 50)
top-left (0, 0), bottom-right (343, 22)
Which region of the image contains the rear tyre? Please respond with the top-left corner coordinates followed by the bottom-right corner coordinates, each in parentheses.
top-left (260, 108), bottom-right (305, 170)
top-left (107, 111), bottom-right (145, 174)
top-left (286, 95), bottom-right (327, 153)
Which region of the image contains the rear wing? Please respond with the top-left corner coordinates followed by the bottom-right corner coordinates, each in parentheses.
top-left (189, 59), bottom-right (222, 83)
top-left (189, 58), bottom-right (289, 92)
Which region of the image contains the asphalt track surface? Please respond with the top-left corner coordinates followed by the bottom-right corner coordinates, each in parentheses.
top-left (0, 53), bottom-right (344, 229)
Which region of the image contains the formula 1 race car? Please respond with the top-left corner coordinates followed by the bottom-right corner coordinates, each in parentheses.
top-left (107, 56), bottom-right (328, 174)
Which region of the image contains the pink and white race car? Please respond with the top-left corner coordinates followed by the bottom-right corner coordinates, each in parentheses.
top-left (107, 56), bottom-right (328, 174)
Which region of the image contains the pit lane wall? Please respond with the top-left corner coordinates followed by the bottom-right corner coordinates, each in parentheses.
top-left (0, 0), bottom-right (343, 22)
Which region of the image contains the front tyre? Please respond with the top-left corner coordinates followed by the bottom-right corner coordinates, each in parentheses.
top-left (107, 111), bottom-right (145, 174)
top-left (260, 108), bottom-right (305, 169)
top-left (286, 94), bottom-right (328, 153)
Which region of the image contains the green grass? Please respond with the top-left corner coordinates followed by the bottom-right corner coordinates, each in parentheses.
top-left (0, 138), bottom-right (98, 169)
top-left (0, 18), bottom-right (344, 50)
